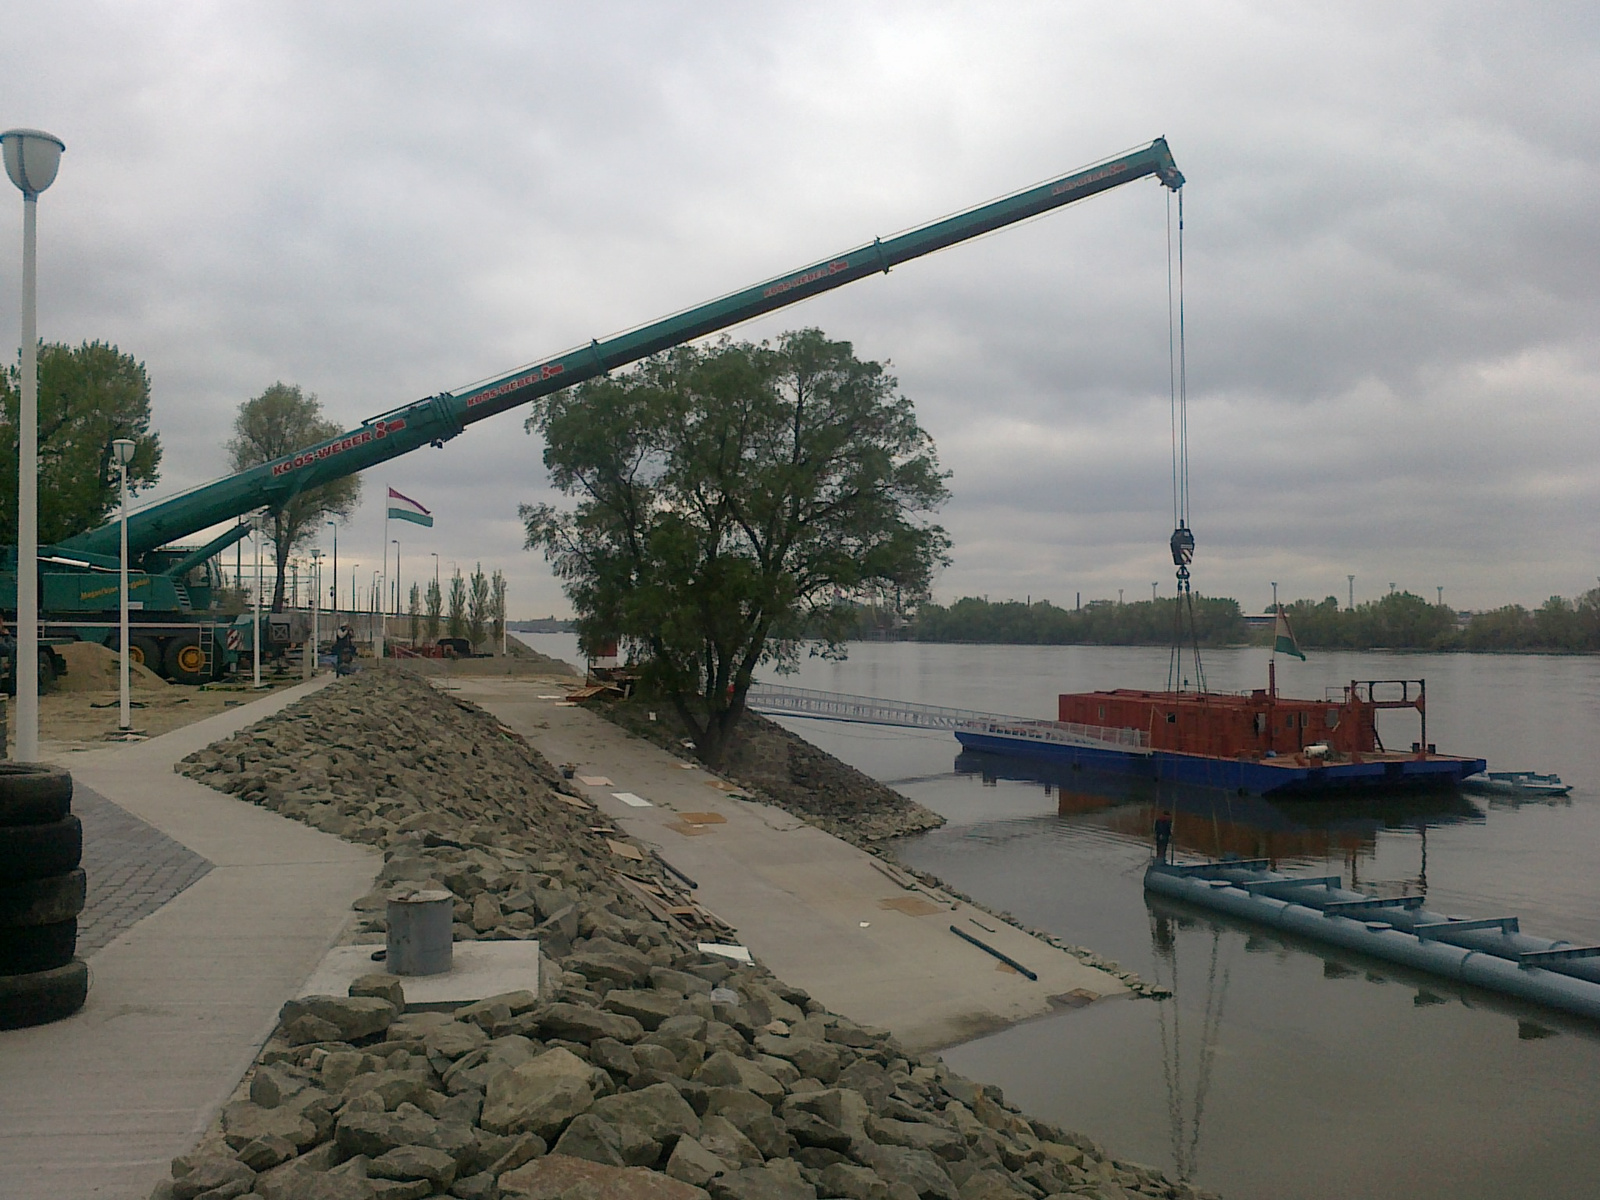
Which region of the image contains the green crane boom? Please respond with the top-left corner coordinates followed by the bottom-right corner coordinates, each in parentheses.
top-left (56, 138), bottom-right (1182, 565)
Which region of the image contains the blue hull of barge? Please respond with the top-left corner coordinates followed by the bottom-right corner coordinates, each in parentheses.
top-left (952, 729), bottom-right (1485, 796)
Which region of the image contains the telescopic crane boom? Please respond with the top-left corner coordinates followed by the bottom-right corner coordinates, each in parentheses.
top-left (56, 139), bottom-right (1183, 566)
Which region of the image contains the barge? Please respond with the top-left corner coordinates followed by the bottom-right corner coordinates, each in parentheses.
top-left (954, 676), bottom-right (1484, 796)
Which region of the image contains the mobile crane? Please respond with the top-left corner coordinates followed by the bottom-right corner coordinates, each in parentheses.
top-left (7, 139), bottom-right (1184, 683)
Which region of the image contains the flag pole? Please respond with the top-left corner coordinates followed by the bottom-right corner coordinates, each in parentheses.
top-left (376, 486), bottom-right (388, 660)
top-left (1269, 581), bottom-right (1278, 701)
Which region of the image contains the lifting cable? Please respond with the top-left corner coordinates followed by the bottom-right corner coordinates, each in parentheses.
top-left (1166, 189), bottom-right (1206, 693)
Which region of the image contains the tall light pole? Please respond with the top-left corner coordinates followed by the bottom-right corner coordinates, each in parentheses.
top-left (251, 514), bottom-right (264, 688)
top-left (2, 129), bottom-right (65, 762)
top-left (326, 520), bottom-right (338, 623)
top-left (112, 438), bottom-right (135, 731)
top-left (1347, 574), bottom-right (1355, 610)
top-left (307, 549), bottom-right (323, 680)
top-left (391, 539), bottom-right (400, 617)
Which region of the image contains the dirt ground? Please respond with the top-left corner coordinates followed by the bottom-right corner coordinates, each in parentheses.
top-left (24, 637), bottom-right (581, 756)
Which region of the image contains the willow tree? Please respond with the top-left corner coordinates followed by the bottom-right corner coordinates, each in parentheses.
top-left (523, 329), bottom-right (949, 765)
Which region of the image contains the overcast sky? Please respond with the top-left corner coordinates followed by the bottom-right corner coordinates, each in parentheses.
top-left (1, 2), bottom-right (1596, 617)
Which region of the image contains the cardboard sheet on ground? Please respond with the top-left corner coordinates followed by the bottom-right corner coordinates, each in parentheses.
top-left (578, 775), bottom-right (613, 786)
top-left (698, 942), bottom-right (753, 964)
top-left (678, 812), bottom-right (727, 825)
top-left (607, 838), bottom-right (646, 861)
top-left (878, 895), bottom-right (944, 917)
top-left (611, 792), bottom-right (652, 807)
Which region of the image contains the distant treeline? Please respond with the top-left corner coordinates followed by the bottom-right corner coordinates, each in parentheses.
top-left (1285, 590), bottom-right (1600, 652)
top-left (906, 596), bottom-right (1246, 646)
top-left (845, 589), bottom-right (1600, 653)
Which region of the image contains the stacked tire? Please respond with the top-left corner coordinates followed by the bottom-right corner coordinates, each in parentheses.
top-left (0, 765), bottom-right (88, 1028)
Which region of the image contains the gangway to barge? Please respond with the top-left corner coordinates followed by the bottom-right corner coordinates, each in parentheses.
top-left (745, 684), bottom-right (1149, 752)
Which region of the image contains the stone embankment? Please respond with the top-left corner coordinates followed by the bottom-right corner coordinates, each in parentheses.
top-left (158, 670), bottom-right (1212, 1200)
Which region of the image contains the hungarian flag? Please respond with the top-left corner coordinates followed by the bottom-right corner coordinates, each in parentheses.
top-left (1274, 605), bottom-right (1306, 660)
top-left (387, 487), bottom-right (433, 527)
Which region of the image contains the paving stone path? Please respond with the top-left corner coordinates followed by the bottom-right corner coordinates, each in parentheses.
top-left (74, 782), bottom-right (213, 956)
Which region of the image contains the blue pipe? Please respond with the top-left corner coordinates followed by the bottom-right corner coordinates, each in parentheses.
top-left (1146, 863), bottom-right (1600, 1022)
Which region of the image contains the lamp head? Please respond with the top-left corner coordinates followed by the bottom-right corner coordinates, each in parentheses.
top-left (1, 130), bottom-right (65, 198)
top-left (111, 438), bottom-right (136, 467)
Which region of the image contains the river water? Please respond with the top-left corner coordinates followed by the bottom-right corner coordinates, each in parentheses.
top-left (516, 635), bottom-right (1600, 1200)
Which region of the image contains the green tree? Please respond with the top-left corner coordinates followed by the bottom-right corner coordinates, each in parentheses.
top-left (408, 582), bottom-right (422, 642)
top-left (0, 341), bottom-right (162, 544)
top-left (490, 568), bottom-right (507, 652)
top-left (228, 383), bottom-right (361, 610)
top-left (424, 576), bottom-right (443, 641)
top-left (524, 329), bottom-right (949, 765)
top-left (446, 569), bottom-right (466, 639)
top-left (467, 563), bottom-right (490, 649)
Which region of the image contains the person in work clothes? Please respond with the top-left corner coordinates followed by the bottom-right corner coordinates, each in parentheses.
top-left (1153, 810), bottom-right (1173, 864)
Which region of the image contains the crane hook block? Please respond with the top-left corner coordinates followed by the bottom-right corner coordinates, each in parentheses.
top-left (1170, 526), bottom-right (1195, 567)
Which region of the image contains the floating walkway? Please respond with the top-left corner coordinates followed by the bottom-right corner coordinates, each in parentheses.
top-left (1147, 860), bottom-right (1600, 1021)
top-left (746, 684), bottom-right (1145, 752)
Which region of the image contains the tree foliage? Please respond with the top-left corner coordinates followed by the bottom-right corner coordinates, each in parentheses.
top-left (228, 383), bottom-right (360, 611)
top-left (491, 568), bottom-right (507, 652)
top-left (425, 576), bottom-right (443, 642)
top-left (0, 341), bottom-right (162, 544)
top-left (447, 570), bottom-right (467, 639)
top-left (524, 329), bottom-right (949, 765)
top-left (467, 563), bottom-right (490, 649)
top-left (408, 582), bottom-right (422, 642)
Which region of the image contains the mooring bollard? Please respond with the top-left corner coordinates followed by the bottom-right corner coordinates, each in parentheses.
top-left (386, 887), bottom-right (453, 976)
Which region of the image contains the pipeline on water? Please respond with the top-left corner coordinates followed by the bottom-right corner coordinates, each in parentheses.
top-left (1145, 859), bottom-right (1600, 1023)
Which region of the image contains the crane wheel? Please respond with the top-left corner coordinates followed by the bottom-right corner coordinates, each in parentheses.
top-left (114, 633), bottom-right (163, 671)
top-left (163, 635), bottom-right (208, 685)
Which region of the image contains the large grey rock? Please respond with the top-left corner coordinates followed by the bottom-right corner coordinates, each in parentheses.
top-left (423, 1021), bottom-right (488, 1061)
top-left (552, 1113), bottom-right (627, 1167)
top-left (536, 1002), bottom-right (645, 1045)
top-left (868, 1117), bottom-right (966, 1162)
top-left (591, 1037), bottom-right (640, 1079)
top-left (335, 1104), bottom-right (440, 1158)
top-left (855, 1144), bottom-right (957, 1200)
top-left (820, 1163), bottom-right (892, 1200)
top-left (481, 1047), bottom-right (597, 1138)
top-left (785, 1089), bottom-right (870, 1142)
top-left (235, 1133), bottom-right (298, 1171)
top-left (220, 1101), bottom-right (317, 1152)
top-left (369, 1144), bottom-right (458, 1187)
top-left (565, 938), bottom-right (652, 987)
top-left (498, 1152), bottom-right (711, 1200)
top-left (341, 1069), bottom-right (433, 1111)
top-left (697, 1115), bottom-right (764, 1169)
top-left (591, 1082), bottom-right (702, 1148)
top-left (783, 1110), bottom-right (852, 1153)
top-left (666, 1135), bottom-right (729, 1187)
top-left (955, 1169), bottom-right (1032, 1200)
top-left (695, 1053), bottom-right (784, 1104)
top-left (282, 1013), bottom-right (345, 1046)
top-left (704, 1091), bottom-right (785, 1159)
top-left (707, 1165), bottom-right (817, 1200)
top-left (172, 1156), bottom-right (255, 1200)
top-left (650, 967), bottom-right (713, 997)
top-left (349, 973), bottom-right (407, 1007)
top-left (280, 995), bottom-right (397, 1042)
top-left (604, 988), bottom-right (685, 1031)
top-left (249, 1065), bottom-right (310, 1109)
top-left (753, 1036), bottom-right (841, 1085)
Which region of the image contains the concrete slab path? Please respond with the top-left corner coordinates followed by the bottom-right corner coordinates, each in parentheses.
top-left (445, 677), bottom-right (1126, 1053)
top-left (0, 676), bottom-right (380, 1200)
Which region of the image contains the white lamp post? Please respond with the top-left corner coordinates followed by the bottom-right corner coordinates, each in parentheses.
top-left (251, 513), bottom-right (265, 688)
top-left (309, 548), bottom-right (323, 678)
top-left (112, 438), bottom-right (135, 730)
top-left (2, 129), bottom-right (65, 762)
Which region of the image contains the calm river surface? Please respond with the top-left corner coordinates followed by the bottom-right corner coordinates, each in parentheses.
top-left (518, 635), bottom-right (1600, 1200)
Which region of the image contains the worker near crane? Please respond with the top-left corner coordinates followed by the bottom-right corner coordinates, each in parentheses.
top-left (332, 625), bottom-right (357, 676)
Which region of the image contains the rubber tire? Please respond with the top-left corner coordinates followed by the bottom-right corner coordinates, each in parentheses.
top-left (0, 763), bottom-right (72, 826)
top-left (0, 816), bottom-right (83, 881)
top-left (163, 634), bottom-right (208, 685)
top-left (36, 648), bottom-right (56, 693)
top-left (123, 634), bottom-right (162, 671)
top-left (0, 959), bottom-right (88, 1029)
top-left (0, 919), bottom-right (76, 975)
top-left (0, 869), bottom-right (85, 926)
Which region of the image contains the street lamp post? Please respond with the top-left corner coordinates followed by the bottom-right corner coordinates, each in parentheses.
top-left (326, 520), bottom-right (338, 625)
top-left (307, 549), bottom-right (323, 680)
top-left (112, 438), bottom-right (135, 731)
top-left (251, 514), bottom-right (265, 688)
top-left (2, 129), bottom-right (65, 762)
top-left (392, 539), bottom-right (400, 618)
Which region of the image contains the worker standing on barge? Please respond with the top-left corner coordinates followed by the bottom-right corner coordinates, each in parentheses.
top-left (1154, 810), bottom-right (1173, 864)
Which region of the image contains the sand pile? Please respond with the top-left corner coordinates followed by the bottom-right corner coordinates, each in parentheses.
top-left (53, 640), bottom-right (167, 692)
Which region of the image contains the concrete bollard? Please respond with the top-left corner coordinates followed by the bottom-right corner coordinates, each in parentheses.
top-left (386, 888), bottom-right (453, 976)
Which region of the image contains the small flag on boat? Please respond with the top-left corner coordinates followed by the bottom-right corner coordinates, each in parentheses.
top-left (387, 487), bottom-right (433, 527)
top-left (1274, 605), bottom-right (1306, 660)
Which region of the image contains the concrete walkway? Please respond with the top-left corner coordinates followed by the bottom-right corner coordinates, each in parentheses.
top-left (446, 677), bottom-right (1126, 1053)
top-left (0, 676), bottom-right (380, 1200)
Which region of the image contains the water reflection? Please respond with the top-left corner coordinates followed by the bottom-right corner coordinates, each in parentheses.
top-left (954, 747), bottom-right (1484, 883)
